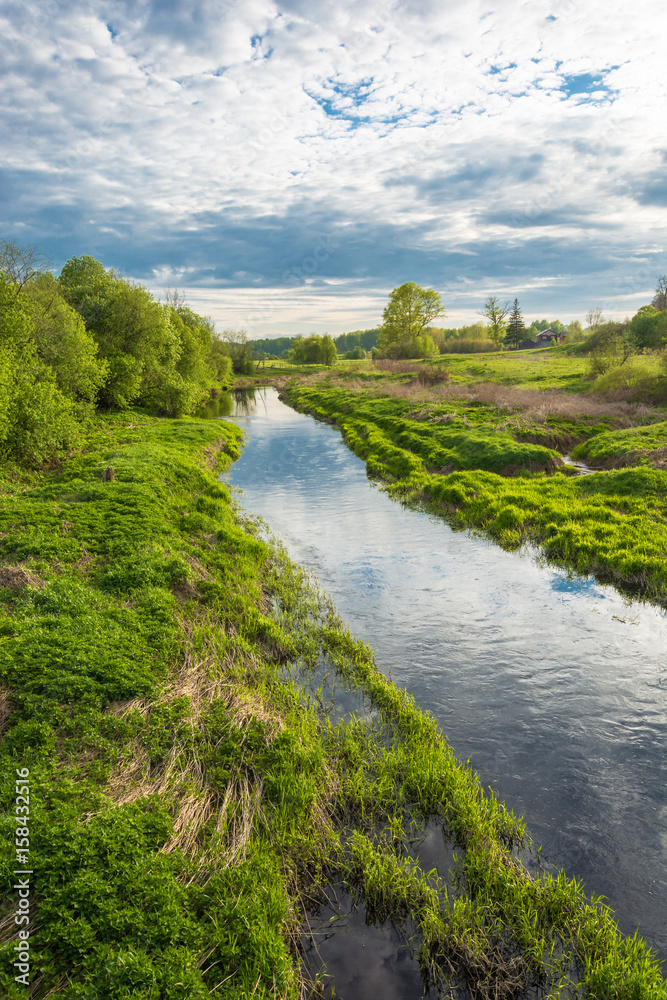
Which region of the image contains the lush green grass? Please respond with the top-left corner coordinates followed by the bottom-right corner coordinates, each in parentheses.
top-left (437, 347), bottom-right (594, 390)
top-left (573, 421), bottom-right (667, 467)
top-left (0, 412), bottom-right (664, 998)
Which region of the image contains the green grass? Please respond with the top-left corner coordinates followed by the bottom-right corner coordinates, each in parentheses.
top-left (438, 347), bottom-right (594, 390)
top-left (0, 411), bottom-right (664, 998)
top-left (573, 421), bottom-right (667, 467)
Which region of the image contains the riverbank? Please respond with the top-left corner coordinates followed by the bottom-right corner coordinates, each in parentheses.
top-left (0, 412), bottom-right (665, 998)
top-left (282, 357), bottom-right (667, 607)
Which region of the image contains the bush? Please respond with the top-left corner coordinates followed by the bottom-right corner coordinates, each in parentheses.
top-left (587, 322), bottom-right (635, 376)
top-left (443, 339), bottom-right (500, 354)
top-left (591, 360), bottom-right (656, 397)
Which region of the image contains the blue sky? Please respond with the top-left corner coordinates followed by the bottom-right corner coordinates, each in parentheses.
top-left (1, 0), bottom-right (665, 335)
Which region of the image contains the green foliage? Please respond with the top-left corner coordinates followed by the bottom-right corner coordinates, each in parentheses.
top-left (587, 322), bottom-right (635, 376)
top-left (443, 338), bottom-right (500, 354)
top-left (23, 274), bottom-right (108, 404)
top-left (629, 305), bottom-right (667, 350)
top-left (0, 277), bottom-right (79, 465)
top-left (482, 295), bottom-right (508, 343)
top-left (220, 328), bottom-right (255, 376)
top-left (288, 333), bottom-right (337, 365)
top-left (344, 345), bottom-right (368, 359)
top-left (57, 254), bottom-right (221, 415)
top-left (378, 282), bottom-right (445, 358)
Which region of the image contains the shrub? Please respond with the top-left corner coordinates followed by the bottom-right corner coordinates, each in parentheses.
top-left (443, 339), bottom-right (500, 354)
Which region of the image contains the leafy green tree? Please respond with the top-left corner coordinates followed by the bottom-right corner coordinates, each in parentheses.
top-left (532, 318), bottom-right (566, 334)
top-left (58, 254), bottom-right (115, 331)
top-left (221, 329), bottom-right (255, 376)
top-left (629, 305), bottom-right (667, 350)
top-left (378, 282), bottom-right (445, 358)
top-left (320, 334), bottom-right (337, 365)
top-left (504, 299), bottom-right (526, 349)
top-left (587, 321), bottom-right (635, 376)
top-left (288, 334), bottom-right (337, 365)
top-left (210, 337), bottom-right (233, 381)
top-left (420, 333), bottom-right (437, 357)
top-left (0, 276), bottom-right (77, 464)
top-left (566, 320), bottom-right (585, 342)
top-left (458, 322), bottom-right (487, 341)
top-left (482, 296), bottom-right (508, 344)
top-left (23, 273), bottom-right (108, 404)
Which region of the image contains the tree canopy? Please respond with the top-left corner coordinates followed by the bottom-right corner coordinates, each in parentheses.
top-left (0, 242), bottom-right (234, 464)
top-left (288, 334), bottom-right (337, 365)
top-left (378, 282), bottom-right (445, 358)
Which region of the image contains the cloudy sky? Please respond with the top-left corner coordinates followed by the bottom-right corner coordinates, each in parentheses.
top-left (1, 0), bottom-right (665, 335)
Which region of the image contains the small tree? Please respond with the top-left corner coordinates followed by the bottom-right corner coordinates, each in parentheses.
top-left (566, 320), bottom-right (585, 343)
top-left (320, 334), bottom-right (337, 366)
top-left (378, 282), bottom-right (445, 358)
top-left (651, 275), bottom-right (667, 312)
top-left (588, 322), bottom-right (635, 376)
top-left (504, 298), bottom-right (525, 349)
top-left (482, 296), bottom-right (508, 344)
top-left (586, 308), bottom-right (604, 331)
top-left (221, 329), bottom-right (255, 376)
top-left (0, 239), bottom-right (53, 291)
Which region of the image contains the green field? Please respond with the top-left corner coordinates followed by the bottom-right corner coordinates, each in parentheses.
top-left (1, 413), bottom-right (664, 998)
top-left (283, 353), bottom-right (667, 605)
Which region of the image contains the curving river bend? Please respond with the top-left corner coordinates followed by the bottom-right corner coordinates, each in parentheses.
top-left (216, 386), bottom-right (667, 968)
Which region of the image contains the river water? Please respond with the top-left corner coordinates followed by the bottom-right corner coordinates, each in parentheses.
top-left (218, 386), bottom-right (667, 969)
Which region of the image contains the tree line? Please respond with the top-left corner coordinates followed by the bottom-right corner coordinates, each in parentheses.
top-left (375, 280), bottom-right (667, 359)
top-left (0, 242), bottom-right (239, 465)
top-left (251, 328), bottom-right (379, 361)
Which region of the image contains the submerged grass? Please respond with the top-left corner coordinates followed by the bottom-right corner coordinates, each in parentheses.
top-left (0, 410), bottom-right (664, 998)
top-left (283, 374), bottom-right (667, 606)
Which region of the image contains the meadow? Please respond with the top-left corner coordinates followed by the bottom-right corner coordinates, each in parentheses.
top-left (283, 349), bottom-right (667, 606)
top-left (0, 410), bottom-right (664, 998)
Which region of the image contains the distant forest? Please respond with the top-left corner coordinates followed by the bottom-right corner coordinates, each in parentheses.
top-left (252, 328), bottom-right (379, 358)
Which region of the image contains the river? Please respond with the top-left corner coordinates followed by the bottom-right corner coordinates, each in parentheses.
top-left (214, 385), bottom-right (667, 972)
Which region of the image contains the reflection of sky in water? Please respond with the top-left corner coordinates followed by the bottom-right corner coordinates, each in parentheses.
top-left (223, 387), bottom-right (667, 966)
top-left (549, 572), bottom-right (608, 598)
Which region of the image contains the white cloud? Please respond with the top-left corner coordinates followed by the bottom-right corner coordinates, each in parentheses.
top-left (0, 0), bottom-right (665, 329)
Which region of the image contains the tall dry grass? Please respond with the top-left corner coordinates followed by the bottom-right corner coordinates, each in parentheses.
top-left (337, 377), bottom-right (658, 427)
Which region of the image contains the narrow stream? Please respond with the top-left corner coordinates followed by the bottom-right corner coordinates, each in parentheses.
top-left (216, 386), bottom-right (667, 973)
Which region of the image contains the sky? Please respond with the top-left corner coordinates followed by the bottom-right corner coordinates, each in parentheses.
top-left (1, 0), bottom-right (666, 336)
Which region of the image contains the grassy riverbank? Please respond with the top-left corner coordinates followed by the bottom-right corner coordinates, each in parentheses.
top-left (283, 353), bottom-right (667, 606)
top-left (0, 412), bottom-right (665, 998)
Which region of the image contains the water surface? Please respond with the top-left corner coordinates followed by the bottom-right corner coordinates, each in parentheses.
top-left (222, 386), bottom-right (667, 967)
